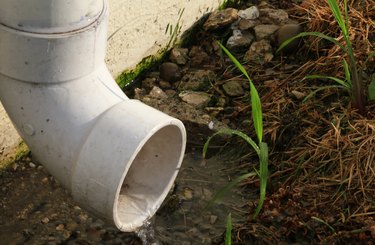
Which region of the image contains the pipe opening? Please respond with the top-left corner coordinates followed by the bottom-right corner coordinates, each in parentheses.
top-left (115, 124), bottom-right (184, 230)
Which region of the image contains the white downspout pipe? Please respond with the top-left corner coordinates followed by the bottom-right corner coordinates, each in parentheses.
top-left (0, 0), bottom-right (186, 231)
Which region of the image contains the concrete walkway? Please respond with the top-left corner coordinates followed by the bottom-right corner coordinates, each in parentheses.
top-left (0, 0), bottom-right (220, 168)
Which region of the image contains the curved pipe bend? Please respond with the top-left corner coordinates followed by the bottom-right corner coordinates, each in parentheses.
top-left (0, 0), bottom-right (186, 231)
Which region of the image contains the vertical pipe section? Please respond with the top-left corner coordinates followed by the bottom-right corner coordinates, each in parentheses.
top-left (0, 0), bottom-right (186, 231)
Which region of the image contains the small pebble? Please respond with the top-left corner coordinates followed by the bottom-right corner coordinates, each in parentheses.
top-left (78, 214), bottom-right (88, 223)
top-left (291, 90), bottom-right (306, 100)
top-left (210, 215), bottom-right (218, 224)
top-left (29, 162), bottom-right (36, 168)
top-left (159, 62), bottom-right (182, 83)
top-left (277, 24), bottom-right (303, 53)
top-left (56, 224), bottom-right (65, 231)
top-left (41, 217), bottom-right (50, 224)
top-left (182, 187), bottom-right (194, 200)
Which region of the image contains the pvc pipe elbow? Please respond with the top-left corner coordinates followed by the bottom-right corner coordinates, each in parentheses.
top-left (74, 99), bottom-right (186, 231)
top-left (0, 0), bottom-right (186, 231)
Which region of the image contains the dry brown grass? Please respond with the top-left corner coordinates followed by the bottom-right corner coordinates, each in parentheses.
top-left (286, 0), bottom-right (374, 81)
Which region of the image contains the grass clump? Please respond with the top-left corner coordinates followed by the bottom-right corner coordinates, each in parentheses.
top-left (278, 0), bottom-right (368, 114)
top-left (203, 42), bottom-right (268, 219)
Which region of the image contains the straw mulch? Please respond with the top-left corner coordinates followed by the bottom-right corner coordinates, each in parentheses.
top-left (287, 0), bottom-right (374, 82)
top-left (233, 0), bottom-right (375, 242)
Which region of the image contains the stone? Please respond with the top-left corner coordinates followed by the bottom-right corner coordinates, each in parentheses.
top-left (179, 91), bottom-right (211, 108)
top-left (226, 30), bottom-right (255, 50)
top-left (141, 77), bottom-right (157, 90)
top-left (238, 6), bottom-right (259, 20)
top-left (204, 8), bottom-right (238, 31)
top-left (56, 224), bottom-right (65, 231)
top-left (159, 80), bottom-right (172, 89)
top-left (179, 70), bottom-right (215, 91)
top-left (222, 80), bottom-right (246, 97)
top-left (244, 39), bottom-right (274, 63)
top-left (237, 19), bottom-right (260, 30)
top-left (148, 86), bottom-right (168, 99)
top-left (260, 8), bottom-right (289, 25)
top-left (291, 90), bottom-right (306, 100)
top-left (189, 46), bottom-right (209, 68)
top-left (277, 24), bottom-right (303, 53)
top-left (41, 217), bottom-right (50, 224)
top-left (29, 162), bottom-right (36, 168)
top-left (170, 47), bottom-right (189, 65)
top-left (209, 215), bottom-right (218, 224)
top-left (182, 187), bottom-right (193, 200)
top-left (254, 24), bottom-right (279, 40)
top-left (159, 62), bottom-right (182, 83)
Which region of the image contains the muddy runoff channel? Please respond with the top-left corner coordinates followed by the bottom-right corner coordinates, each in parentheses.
top-left (0, 148), bottom-right (251, 244)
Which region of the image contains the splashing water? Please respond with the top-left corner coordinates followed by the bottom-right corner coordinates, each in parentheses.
top-left (136, 217), bottom-right (161, 245)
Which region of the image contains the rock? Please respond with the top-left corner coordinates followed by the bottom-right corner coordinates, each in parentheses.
top-left (244, 39), bottom-right (274, 63)
top-left (238, 6), bottom-right (259, 20)
top-left (170, 48), bottom-right (189, 65)
top-left (254, 24), bottom-right (279, 40)
top-left (204, 8), bottom-right (238, 31)
top-left (29, 162), bottom-right (36, 168)
top-left (226, 30), bottom-right (255, 50)
top-left (159, 80), bottom-right (172, 89)
top-left (165, 89), bottom-right (177, 97)
top-left (277, 24), bottom-right (303, 53)
top-left (90, 219), bottom-right (105, 230)
top-left (134, 87), bottom-right (147, 100)
top-left (148, 86), bottom-right (168, 99)
top-left (159, 62), bottom-right (182, 83)
top-left (189, 46), bottom-right (210, 68)
top-left (66, 222), bottom-right (78, 231)
top-left (209, 215), bottom-right (218, 224)
top-left (179, 91), bottom-right (211, 108)
top-left (291, 90), bottom-right (306, 100)
top-left (222, 80), bottom-right (246, 97)
top-left (41, 217), bottom-right (50, 224)
top-left (260, 8), bottom-right (289, 25)
top-left (237, 19), bottom-right (260, 30)
top-left (78, 213), bottom-right (88, 223)
top-left (56, 224), bottom-right (65, 231)
top-left (182, 187), bottom-right (193, 200)
top-left (141, 77), bottom-right (157, 90)
top-left (179, 70), bottom-right (215, 91)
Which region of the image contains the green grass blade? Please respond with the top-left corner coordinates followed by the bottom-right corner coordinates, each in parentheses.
top-left (206, 172), bottom-right (257, 208)
top-left (252, 142), bottom-right (268, 219)
top-left (327, 0), bottom-right (348, 37)
top-left (218, 42), bottom-right (263, 143)
top-left (202, 128), bottom-right (260, 159)
top-left (304, 75), bottom-right (350, 89)
top-left (342, 59), bottom-right (352, 87)
top-left (302, 85), bottom-right (346, 102)
top-left (276, 32), bottom-right (346, 53)
top-left (225, 213), bottom-right (232, 245)
top-left (312, 216), bottom-right (336, 232)
top-left (250, 82), bottom-right (263, 143)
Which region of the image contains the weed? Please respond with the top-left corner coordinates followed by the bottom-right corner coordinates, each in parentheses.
top-left (203, 42), bottom-right (269, 219)
top-left (225, 213), bottom-right (232, 245)
top-left (277, 0), bottom-right (366, 114)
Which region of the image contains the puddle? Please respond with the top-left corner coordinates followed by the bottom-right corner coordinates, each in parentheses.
top-left (153, 151), bottom-right (252, 244)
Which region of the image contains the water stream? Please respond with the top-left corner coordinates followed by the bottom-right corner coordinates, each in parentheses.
top-left (138, 151), bottom-right (252, 244)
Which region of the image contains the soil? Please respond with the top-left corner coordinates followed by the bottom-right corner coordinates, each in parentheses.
top-left (1, 0), bottom-right (374, 244)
